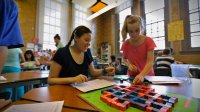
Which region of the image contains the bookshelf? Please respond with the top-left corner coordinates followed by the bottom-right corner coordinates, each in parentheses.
top-left (101, 42), bottom-right (111, 63)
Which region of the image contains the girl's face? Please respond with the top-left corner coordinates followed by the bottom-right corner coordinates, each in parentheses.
top-left (127, 23), bottom-right (141, 41)
top-left (75, 33), bottom-right (91, 52)
top-left (26, 53), bottom-right (32, 59)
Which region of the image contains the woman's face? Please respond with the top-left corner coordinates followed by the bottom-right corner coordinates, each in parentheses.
top-left (75, 33), bottom-right (91, 52)
top-left (127, 23), bottom-right (141, 41)
top-left (54, 38), bottom-right (59, 44)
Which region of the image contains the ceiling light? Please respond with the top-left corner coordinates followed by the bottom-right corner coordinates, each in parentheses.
top-left (89, 0), bottom-right (107, 13)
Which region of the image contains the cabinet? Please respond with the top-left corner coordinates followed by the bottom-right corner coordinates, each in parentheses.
top-left (101, 42), bottom-right (111, 63)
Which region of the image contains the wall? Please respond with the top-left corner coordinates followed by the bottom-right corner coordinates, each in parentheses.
top-left (169, 0), bottom-right (200, 64)
top-left (91, 9), bottom-right (116, 56)
top-left (17, 0), bottom-right (37, 52)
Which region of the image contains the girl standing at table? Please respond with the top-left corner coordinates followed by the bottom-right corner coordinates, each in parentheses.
top-left (121, 15), bottom-right (156, 84)
top-left (48, 26), bottom-right (115, 84)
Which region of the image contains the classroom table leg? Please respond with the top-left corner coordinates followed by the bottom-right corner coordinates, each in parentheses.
top-left (12, 87), bottom-right (17, 101)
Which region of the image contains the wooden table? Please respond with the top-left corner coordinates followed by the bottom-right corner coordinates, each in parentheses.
top-left (148, 78), bottom-right (200, 98)
top-left (0, 71), bottom-right (49, 101)
top-left (21, 77), bottom-right (200, 112)
top-left (21, 85), bottom-right (99, 112)
top-left (0, 100), bottom-right (87, 112)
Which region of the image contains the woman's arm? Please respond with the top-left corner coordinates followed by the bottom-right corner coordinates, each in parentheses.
top-left (48, 61), bottom-right (76, 84)
top-left (89, 62), bottom-right (103, 77)
top-left (89, 62), bottom-right (115, 77)
top-left (48, 61), bottom-right (87, 84)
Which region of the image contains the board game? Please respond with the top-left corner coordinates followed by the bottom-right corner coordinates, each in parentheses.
top-left (100, 85), bottom-right (178, 112)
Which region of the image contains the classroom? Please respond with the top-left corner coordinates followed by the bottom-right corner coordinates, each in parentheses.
top-left (0, 0), bottom-right (200, 112)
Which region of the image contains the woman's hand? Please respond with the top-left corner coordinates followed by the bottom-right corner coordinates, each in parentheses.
top-left (73, 74), bottom-right (88, 84)
top-left (133, 75), bottom-right (144, 85)
top-left (128, 64), bottom-right (137, 73)
top-left (105, 66), bottom-right (115, 75)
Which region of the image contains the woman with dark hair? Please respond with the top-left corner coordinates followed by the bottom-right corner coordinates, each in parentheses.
top-left (54, 34), bottom-right (63, 49)
top-left (24, 50), bottom-right (40, 66)
top-left (48, 26), bottom-right (115, 84)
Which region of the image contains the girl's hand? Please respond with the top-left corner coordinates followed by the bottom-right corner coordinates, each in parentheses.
top-left (105, 66), bottom-right (115, 75)
top-left (20, 63), bottom-right (25, 68)
top-left (73, 74), bottom-right (88, 84)
top-left (128, 64), bottom-right (137, 73)
top-left (133, 75), bottom-right (144, 85)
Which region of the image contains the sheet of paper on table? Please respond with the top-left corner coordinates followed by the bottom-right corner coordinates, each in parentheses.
top-left (3, 101), bottom-right (64, 112)
top-left (72, 79), bottom-right (115, 92)
top-left (145, 76), bottom-right (182, 84)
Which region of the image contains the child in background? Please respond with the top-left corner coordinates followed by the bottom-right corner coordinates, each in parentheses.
top-left (155, 48), bottom-right (175, 68)
top-left (24, 50), bottom-right (40, 66)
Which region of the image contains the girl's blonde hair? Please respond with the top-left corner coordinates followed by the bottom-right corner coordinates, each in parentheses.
top-left (121, 15), bottom-right (144, 41)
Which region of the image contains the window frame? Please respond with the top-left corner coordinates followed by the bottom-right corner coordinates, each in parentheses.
top-left (143, 0), bottom-right (170, 51)
top-left (115, 0), bottom-right (133, 56)
top-left (180, 0), bottom-right (200, 54)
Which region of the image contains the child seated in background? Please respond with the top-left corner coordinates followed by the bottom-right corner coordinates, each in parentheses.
top-left (22, 50), bottom-right (40, 67)
top-left (155, 48), bottom-right (175, 68)
top-left (110, 55), bottom-right (116, 67)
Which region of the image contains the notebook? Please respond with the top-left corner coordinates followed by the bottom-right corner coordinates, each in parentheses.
top-left (71, 79), bottom-right (115, 92)
top-left (145, 76), bottom-right (182, 84)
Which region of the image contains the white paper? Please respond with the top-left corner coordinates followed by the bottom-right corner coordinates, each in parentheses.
top-left (3, 101), bottom-right (64, 112)
top-left (192, 79), bottom-right (200, 99)
top-left (72, 79), bottom-right (115, 92)
top-left (145, 76), bottom-right (182, 84)
top-left (0, 76), bottom-right (7, 81)
top-left (27, 43), bottom-right (34, 49)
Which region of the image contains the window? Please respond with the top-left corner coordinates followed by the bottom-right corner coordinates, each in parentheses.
top-left (115, 0), bottom-right (132, 55)
top-left (43, 0), bottom-right (61, 50)
top-left (145, 0), bottom-right (165, 50)
top-left (73, 4), bottom-right (90, 29)
top-left (180, 0), bottom-right (200, 52)
top-left (37, 0), bottom-right (68, 50)
top-left (119, 8), bottom-right (132, 49)
top-left (189, 0), bottom-right (200, 48)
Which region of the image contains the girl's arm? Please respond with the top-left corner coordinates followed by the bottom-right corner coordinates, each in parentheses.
top-left (122, 55), bottom-right (137, 73)
top-left (133, 50), bottom-right (154, 84)
top-left (34, 57), bottom-right (40, 66)
top-left (139, 50), bottom-right (154, 76)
